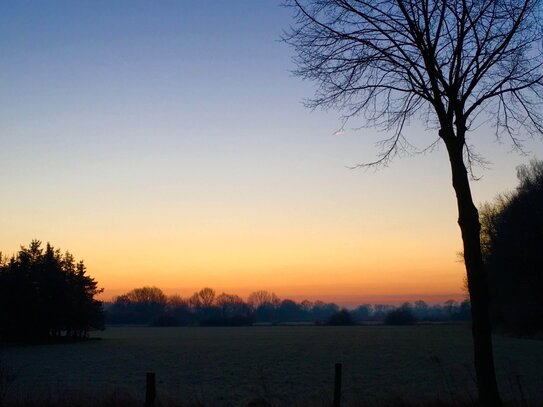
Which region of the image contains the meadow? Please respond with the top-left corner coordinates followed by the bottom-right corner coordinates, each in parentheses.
top-left (3, 325), bottom-right (543, 406)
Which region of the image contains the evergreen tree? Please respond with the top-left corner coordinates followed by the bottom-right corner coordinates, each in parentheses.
top-left (0, 240), bottom-right (104, 341)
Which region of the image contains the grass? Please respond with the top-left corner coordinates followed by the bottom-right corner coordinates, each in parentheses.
top-left (2, 325), bottom-right (543, 406)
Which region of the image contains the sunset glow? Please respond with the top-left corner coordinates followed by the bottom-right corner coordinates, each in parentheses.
top-left (1, 1), bottom-right (541, 306)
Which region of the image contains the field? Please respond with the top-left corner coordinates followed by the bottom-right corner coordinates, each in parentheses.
top-left (3, 325), bottom-right (543, 406)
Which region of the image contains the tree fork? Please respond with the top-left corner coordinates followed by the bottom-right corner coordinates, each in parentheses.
top-left (446, 138), bottom-right (502, 407)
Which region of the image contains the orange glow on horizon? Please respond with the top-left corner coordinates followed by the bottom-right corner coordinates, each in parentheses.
top-left (92, 242), bottom-right (466, 306)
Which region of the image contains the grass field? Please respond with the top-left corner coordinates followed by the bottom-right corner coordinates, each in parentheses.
top-left (2, 325), bottom-right (543, 406)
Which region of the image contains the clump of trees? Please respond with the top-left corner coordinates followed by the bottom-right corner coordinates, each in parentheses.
top-left (384, 303), bottom-right (417, 325)
top-left (480, 160), bottom-right (543, 334)
top-left (0, 240), bottom-right (104, 341)
top-left (106, 286), bottom-right (471, 327)
top-left (107, 287), bottom-right (255, 326)
top-left (106, 286), bottom-right (169, 325)
top-left (382, 301), bottom-right (471, 325)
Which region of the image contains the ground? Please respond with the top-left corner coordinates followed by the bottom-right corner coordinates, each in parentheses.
top-left (2, 325), bottom-right (543, 406)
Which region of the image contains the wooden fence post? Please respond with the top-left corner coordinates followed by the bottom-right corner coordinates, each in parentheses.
top-left (334, 363), bottom-right (342, 407)
top-left (145, 372), bottom-right (156, 407)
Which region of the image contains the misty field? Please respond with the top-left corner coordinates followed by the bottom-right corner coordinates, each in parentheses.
top-left (3, 325), bottom-right (543, 406)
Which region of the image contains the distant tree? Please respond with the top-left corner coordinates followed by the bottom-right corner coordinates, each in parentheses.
top-left (198, 287), bottom-right (216, 307)
top-left (168, 294), bottom-right (188, 308)
top-left (480, 159), bottom-right (543, 333)
top-left (188, 292), bottom-right (202, 308)
top-left (247, 290), bottom-right (280, 309)
top-left (372, 304), bottom-right (394, 321)
top-left (327, 309), bottom-right (354, 325)
top-left (108, 287), bottom-right (255, 326)
top-left (122, 286), bottom-right (168, 304)
top-left (384, 303), bottom-right (417, 325)
top-left (254, 302), bottom-right (277, 323)
top-left (443, 300), bottom-right (457, 319)
top-left (352, 304), bottom-right (372, 322)
top-left (186, 287), bottom-right (217, 323)
top-left (285, 0), bottom-right (543, 404)
top-left (108, 286), bottom-right (167, 325)
top-left (0, 240), bottom-right (104, 341)
top-left (162, 295), bottom-right (192, 326)
top-left (300, 299), bottom-right (313, 313)
top-left (216, 293), bottom-right (242, 315)
top-left (311, 301), bottom-right (340, 323)
top-left (215, 293), bottom-right (254, 326)
top-left (452, 300), bottom-right (472, 321)
top-left (277, 299), bottom-right (304, 322)
top-left (216, 293), bottom-right (245, 315)
top-left (413, 301), bottom-right (430, 321)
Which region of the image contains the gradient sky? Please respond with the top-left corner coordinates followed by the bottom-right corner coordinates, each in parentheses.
top-left (1, 1), bottom-right (541, 305)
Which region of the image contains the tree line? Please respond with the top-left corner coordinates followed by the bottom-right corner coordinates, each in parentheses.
top-left (105, 286), bottom-right (471, 326)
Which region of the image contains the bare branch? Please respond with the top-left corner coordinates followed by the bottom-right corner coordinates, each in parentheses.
top-left (284, 0), bottom-right (543, 165)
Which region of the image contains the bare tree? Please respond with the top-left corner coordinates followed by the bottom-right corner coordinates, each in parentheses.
top-left (284, 0), bottom-right (543, 405)
top-left (247, 290), bottom-right (280, 309)
top-left (216, 293), bottom-right (247, 318)
top-left (188, 292), bottom-right (202, 308)
top-left (167, 294), bottom-right (189, 308)
top-left (198, 287), bottom-right (216, 307)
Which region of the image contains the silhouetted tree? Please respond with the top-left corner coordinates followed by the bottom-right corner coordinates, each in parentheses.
top-left (414, 300), bottom-right (430, 321)
top-left (384, 303), bottom-right (417, 325)
top-left (108, 286), bottom-right (167, 325)
top-left (247, 290), bottom-right (280, 309)
top-left (285, 1), bottom-right (543, 403)
top-left (168, 294), bottom-right (189, 309)
top-left (122, 286), bottom-right (167, 304)
top-left (187, 287), bottom-right (217, 323)
top-left (311, 300), bottom-right (339, 323)
top-left (108, 287), bottom-right (255, 326)
top-left (105, 284), bottom-right (472, 326)
top-left (165, 295), bottom-right (192, 325)
top-left (0, 240), bottom-right (104, 341)
top-left (371, 304), bottom-right (394, 321)
top-left (453, 299), bottom-right (472, 321)
top-left (327, 308), bottom-right (354, 325)
top-left (213, 293), bottom-right (254, 325)
top-left (198, 287), bottom-right (216, 307)
top-left (480, 159), bottom-right (543, 333)
top-left (352, 304), bottom-right (372, 321)
top-left (254, 302), bottom-right (277, 323)
top-left (188, 292), bottom-right (202, 308)
top-left (300, 299), bottom-right (313, 313)
top-left (277, 299), bottom-right (305, 322)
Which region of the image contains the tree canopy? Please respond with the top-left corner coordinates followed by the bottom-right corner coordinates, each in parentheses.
top-left (285, 0), bottom-right (543, 166)
top-left (0, 240), bottom-right (104, 341)
top-left (480, 159), bottom-right (543, 333)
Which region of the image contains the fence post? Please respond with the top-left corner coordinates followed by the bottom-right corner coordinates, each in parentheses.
top-left (334, 363), bottom-right (342, 407)
top-left (145, 372), bottom-right (156, 407)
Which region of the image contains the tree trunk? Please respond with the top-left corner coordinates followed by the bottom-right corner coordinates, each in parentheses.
top-left (445, 139), bottom-right (502, 406)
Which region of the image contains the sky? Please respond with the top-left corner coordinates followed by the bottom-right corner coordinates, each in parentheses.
top-left (1, 1), bottom-right (542, 305)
